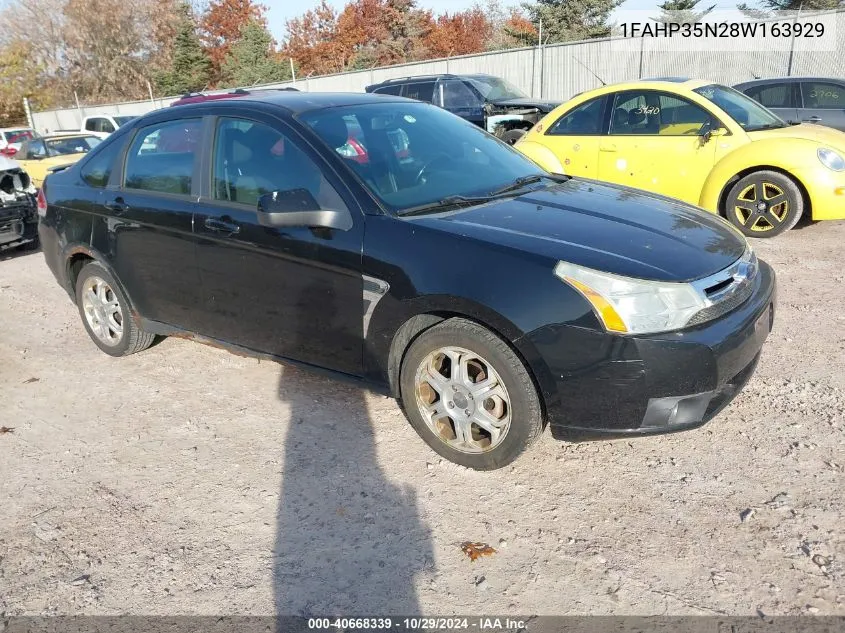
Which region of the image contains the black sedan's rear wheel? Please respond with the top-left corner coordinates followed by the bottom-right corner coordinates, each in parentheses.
top-left (75, 261), bottom-right (155, 357)
top-left (725, 170), bottom-right (803, 238)
top-left (399, 318), bottom-right (543, 470)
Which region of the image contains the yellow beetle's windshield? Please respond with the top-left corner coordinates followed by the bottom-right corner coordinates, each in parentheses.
top-left (694, 84), bottom-right (788, 132)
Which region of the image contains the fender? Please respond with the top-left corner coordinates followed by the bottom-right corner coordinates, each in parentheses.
top-left (513, 140), bottom-right (566, 174)
top-left (698, 138), bottom-right (819, 216)
top-left (60, 243), bottom-right (140, 322)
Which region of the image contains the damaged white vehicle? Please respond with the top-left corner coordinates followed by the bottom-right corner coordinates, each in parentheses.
top-left (0, 154), bottom-right (38, 252)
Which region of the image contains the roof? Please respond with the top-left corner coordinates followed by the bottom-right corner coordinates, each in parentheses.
top-left (366, 72), bottom-right (497, 88)
top-left (172, 90), bottom-right (409, 116)
top-left (38, 131), bottom-right (100, 140)
top-left (734, 76), bottom-right (845, 87)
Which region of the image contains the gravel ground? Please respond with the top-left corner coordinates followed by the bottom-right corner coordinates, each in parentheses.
top-left (1, 221), bottom-right (844, 617)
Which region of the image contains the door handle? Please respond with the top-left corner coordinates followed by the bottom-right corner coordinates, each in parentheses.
top-left (204, 218), bottom-right (240, 234)
top-left (804, 116), bottom-right (823, 123)
top-left (104, 197), bottom-right (128, 214)
top-left (599, 143), bottom-right (617, 152)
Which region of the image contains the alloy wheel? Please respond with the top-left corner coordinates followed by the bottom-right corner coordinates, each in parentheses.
top-left (732, 181), bottom-right (789, 233)
top-left (81, 276), bottom-right (124, 346)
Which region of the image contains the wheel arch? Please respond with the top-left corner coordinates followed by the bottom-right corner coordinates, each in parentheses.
top-left (386, 308), bottom-right (555, 426)
top-left (714, 165), bottom-right (812, 220)
top-left (63, 245), bottom-right (141, 324)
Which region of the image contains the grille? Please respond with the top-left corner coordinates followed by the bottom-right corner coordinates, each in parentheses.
top-left (687, 279), bottom-right (754, 326)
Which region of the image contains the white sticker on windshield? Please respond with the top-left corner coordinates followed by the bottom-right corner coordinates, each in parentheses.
top-left (404, 115), bottom-right (416, 123)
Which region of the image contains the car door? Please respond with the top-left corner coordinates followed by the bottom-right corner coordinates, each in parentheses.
top-left (741, 81), bottom-right (799, 124)
top-left (538, 95), bottom-right (608, 178)
top-left (799, 80), bottom-right (845, 131)
top-left (596, 90), bottom-right (718, 205)
top-left (104, 116), bottom-right (205, 330)
top-left (192, 112), bottom-right (365, 376)
top-left (433, 78), bottom-right (485, 128)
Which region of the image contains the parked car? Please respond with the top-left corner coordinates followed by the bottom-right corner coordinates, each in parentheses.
top-left (0, 127), bottom-right (37, 157)
top-left (517, 78), bottom-right (845, 238)
top-left (16, 133), bottom-right (102, 188)
top-left (39, 91), bottom-right (775, 470)
top-left (734, 77), bottom-right (845, 132)
top-left (79, 114), bottom-right (136, 138)
top-left (366, 73), bottom-right (559, 144)
top-left (0, 154), bottom-right (38, 251)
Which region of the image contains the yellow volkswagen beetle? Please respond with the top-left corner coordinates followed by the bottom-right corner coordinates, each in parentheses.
top-left (15, 133), bottom-right (102, 188)
top-left (516, 79), bottom-right (845, 237)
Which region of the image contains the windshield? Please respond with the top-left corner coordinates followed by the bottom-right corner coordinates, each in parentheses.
top-left (301, 102), bottom-right (544, 213)
top-left (466, 76), bottom-right (528, 101)
top-left (45, 135), bottom-right (102, 156)
top-left (114, 116), bottom-right (135, 127)
top-left (693, 84), bottom-right (787, 132)
top-left (5, 129), bottom-right (34, 143)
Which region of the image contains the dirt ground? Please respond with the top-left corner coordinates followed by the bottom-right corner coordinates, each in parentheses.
top-left (1, 221), bottom-right (844, 617)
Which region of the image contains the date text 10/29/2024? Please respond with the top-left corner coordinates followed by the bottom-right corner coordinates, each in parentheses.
top-left (307, 618), bottom-right (528, 631)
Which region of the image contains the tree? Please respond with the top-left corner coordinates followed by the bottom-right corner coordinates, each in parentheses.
top-left (738, 0), bottom-right (842, 11)
top-left (283, 0), bottom-right (348, 76)
top-left (201, 0), bottom-right (267, 84)
top-left (154, 4), bottom-right (211, 95)
top-left (0, 40), bottom-right (43, 125)
top-left (521, 0), bottom-right (624, 42)
top-left (221, 20), bottom-right (290, 87)
top-left (657, 0), bottom-right (715, 23)
top-left (424, 8), bottom-right (493, 57)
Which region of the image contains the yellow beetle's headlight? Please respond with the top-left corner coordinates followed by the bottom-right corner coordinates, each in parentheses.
top-left (554, 261), bottom-right (708, 335)
top-left (818, 148), bottom-right (845, 171)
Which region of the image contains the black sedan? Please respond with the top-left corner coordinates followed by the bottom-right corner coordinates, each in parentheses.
top-left (38, 91), bottom-right (775, 470)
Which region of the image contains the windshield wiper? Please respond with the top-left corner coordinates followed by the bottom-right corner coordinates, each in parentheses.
top-left (489, 173), bottom-right (570, 197)
top-left (747, 123), bottom-right (787, 131)
top-left (398, 194), bottom-right (495, 217)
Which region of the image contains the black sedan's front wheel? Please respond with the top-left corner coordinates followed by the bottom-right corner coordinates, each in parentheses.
top-left (399, 318), bottom-right (543, 470)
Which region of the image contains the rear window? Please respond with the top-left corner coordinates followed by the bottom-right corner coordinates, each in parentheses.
top-left (4, 129), bottom-right (34, 143)
top-left (124, 119), bottom-right (201, 195)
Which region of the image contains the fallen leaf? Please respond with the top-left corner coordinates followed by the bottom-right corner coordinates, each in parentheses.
top-left (23, 377), bottom-right (39, 384)
top-left (461, 541), bottom-right (496, 562)
top-left (0, 426), bottom-right (14, 434)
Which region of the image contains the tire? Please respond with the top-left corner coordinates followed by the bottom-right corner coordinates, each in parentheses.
top-left (500, 129), bottom-right (527, 145)
top-left (74, 261), bottom-right (155, 357)
top-left (399, 318), bottom-right (543, 470)
top-left (724, 170), bottom-right (803, 238)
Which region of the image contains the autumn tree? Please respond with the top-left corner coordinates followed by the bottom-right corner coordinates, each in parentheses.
top-left (0, 40), bottom-right (43, 125)
top-left (521, 0), bottom-right (624, 42)
top-left (283, 0), bottom-right (347, 76)
top-left (154, 4), bottom-right (211, 95)
top-left (201, 0), bottom-right (267, 85)
top-left (221, 20), bottom-right (290, 87)
top-left (424, 8), bottom-right (493, 57)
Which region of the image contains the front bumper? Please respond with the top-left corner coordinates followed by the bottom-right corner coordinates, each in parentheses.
top-left (522, 261), bottom-right (776, 441)
top-left (0, 199), bottom-right (38, 249)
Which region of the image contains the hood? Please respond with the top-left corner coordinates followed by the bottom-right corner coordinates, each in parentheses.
top-left (410, 180), bottom-right (746, 282)
top-left (490, 98), bottom-right (561, 113)
top-left (748, 122), bottom-right (845, 149)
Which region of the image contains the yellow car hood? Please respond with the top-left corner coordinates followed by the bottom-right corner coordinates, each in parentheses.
top-left (748, 123), bottom-right (845, 150)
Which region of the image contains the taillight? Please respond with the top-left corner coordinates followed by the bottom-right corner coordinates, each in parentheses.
top-left (0, 147), bottom-right (16, 157)
top-left (36, 188), bottom-right (47, 217)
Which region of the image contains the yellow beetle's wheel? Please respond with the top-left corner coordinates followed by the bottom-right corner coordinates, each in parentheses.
top-left (725, 170), bottom-right (803, 238)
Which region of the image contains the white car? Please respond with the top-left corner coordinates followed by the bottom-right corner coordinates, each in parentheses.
top-left (0, 127), bottom-right (37, 157)
top-left (81, 115), bottom-right (136, 138)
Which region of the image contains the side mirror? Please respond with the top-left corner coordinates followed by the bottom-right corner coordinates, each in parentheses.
top-left (257, 189), bottom-right (352, 231)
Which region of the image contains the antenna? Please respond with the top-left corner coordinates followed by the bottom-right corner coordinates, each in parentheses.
top-left (574, 57), bottom-right (606, 86)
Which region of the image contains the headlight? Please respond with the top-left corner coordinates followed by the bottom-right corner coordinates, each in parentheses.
top-left (818, 148), bottom-right (845, 171)
top-left (554, 262), bottom-right (708, 335)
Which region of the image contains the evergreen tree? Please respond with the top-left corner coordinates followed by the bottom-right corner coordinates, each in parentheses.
top-left (221, 20), bottom-right (290, 88)
top-left (154, 5), bottom-right (211, 95)
top-left (657, 0), bottom-right (716, 23)
top-left (521, 0), bottom-right (624, 42)
top-left (739, 0), bottom-right (842, 12)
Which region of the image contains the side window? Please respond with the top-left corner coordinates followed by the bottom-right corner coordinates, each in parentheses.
top-left (610, 91), bottom-right (711, 136)
top-left (212, 117), bottom-right (348, 211)
top-left (547, 97), bottom-right (605, 135)
top-left (80, 138), bottom-right (124, 188)
top-left (101, 119), bottom-right (116, 133)
top-left (437, 80), bottom-right (480, 109)
top-left (123, 119), bottom-right (201, 195)
top-left (403, 81), bottom-right (435, 103)
top-left (84, 118), bottom-right (98, 132)
top-left (25, 139), bottom-right (47, 159)
top-left (373, 84), bottom-right (403, 96)
top-left (801, 82), bottom-right (845, 109)
top-left (746, 83), bottom-right (795, 108)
